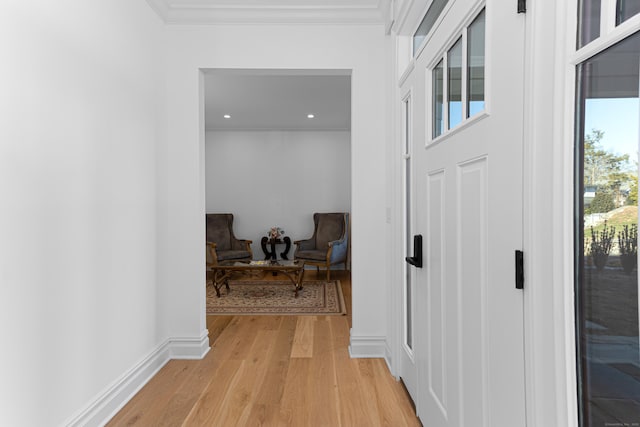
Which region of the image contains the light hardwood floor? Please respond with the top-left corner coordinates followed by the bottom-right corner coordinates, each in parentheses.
top-left (107, 270), bottom-right (421, 426)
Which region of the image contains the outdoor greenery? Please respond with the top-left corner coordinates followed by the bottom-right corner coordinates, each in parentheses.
top-left (618, 223), bottom-right (638, 273)
top-left (627, 178), bottom-right (638, 205)
top-left (584, 129), bottom-right (631, 192)
top-left (589, 190), bottom-right (615, 213)
top-left (618, 224), bottom-right (638, 255)
top-left (583, 129), bottom-right (638, 269)
top-left (590, 220), bottom-right (616, 257)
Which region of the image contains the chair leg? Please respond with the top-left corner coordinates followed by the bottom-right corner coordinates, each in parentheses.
top-left (327, 267), bottom-right (331, 281)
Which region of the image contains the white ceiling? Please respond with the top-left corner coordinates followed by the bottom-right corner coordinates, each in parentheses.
top-left (204, 70), bottom-right (351, 131)
top-left (146, 0), bottom-right (387, 24)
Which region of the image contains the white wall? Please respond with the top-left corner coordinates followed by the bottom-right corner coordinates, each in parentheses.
top-left (0, 2), bottom-right (162, 425)
top-left (159, 24), bottom-right (390, 356)
top-left (205, 131), bottom-right (351, 255)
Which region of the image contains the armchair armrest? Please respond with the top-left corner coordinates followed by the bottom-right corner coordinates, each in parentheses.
top-left (206, 241), bottom-right (218, 265)
top-left (294, 238), bottom-right (315, 251)
top-left (230, 238), bottom-right (252, 250)
top-left (240, 239), bottom-right (253, 258)
top-left (327, 236), bottom-right (348, 263)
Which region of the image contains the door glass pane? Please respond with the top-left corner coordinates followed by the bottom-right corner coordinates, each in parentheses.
top-left (433, 59), bottom-right (444, 138)
top-left (413, 0), bottom-right (449, 56)
top-left (448, 37), bottom-right (463, 129)
top-left (578, 0), bottom-right (602, 48)
top-left (467, 9), bottom-right (486, 118)
top-left (575, 31), bottom-right (640, 426)
top-left (404, 99), bottom-right (413, 350)
top-left (617, 0), bottom-right (640, 24)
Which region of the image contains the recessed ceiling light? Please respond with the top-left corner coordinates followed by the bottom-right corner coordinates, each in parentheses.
top-left (307, 114), bottom-right (315, 119)
top-left (223, 114), bottom-right (231, 119)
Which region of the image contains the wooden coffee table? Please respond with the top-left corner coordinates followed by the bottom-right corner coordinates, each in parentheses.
top-left (207, 259), bottom-right (305, 297)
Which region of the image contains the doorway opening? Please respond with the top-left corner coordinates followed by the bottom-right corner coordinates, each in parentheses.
top-left (201, 68), bottom-right (353, 315)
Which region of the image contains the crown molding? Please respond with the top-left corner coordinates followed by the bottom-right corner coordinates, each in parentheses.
top-left (145, 0), bottom-right (386, 24)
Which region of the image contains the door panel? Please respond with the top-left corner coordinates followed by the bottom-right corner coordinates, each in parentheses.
top-left (426, 169), bottom-right (447, 417)
top-left (458, 157), bottom-right (488, 427)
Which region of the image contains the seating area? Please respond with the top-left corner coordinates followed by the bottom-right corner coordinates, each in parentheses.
top-left (205, 212), bottom-right (350, 280)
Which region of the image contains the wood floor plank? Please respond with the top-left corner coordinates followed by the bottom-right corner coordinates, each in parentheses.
top-left (330, 317), bottom-right (382, 427)
top-left (358, 359), bottom-right (421, 427)
top-left (290, 316), bottom-right (315, 358)
top-left (106, 360), bottom-right (195, 426)
top-left (180, 359), bottom-right (245, 425)
top-left (277, 358), bottom-right (313, 426)
top-left (307, 317), bottom-right (342, 426)
top-left (206, 315), bottom-right (233, 342)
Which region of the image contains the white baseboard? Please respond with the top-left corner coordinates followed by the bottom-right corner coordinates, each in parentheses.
top-left (349, 334), bottom-right (388, 359)
top-left (64, 331), bottom-right (210, 427)
top-left (167, 330), bottom-right (211, 360)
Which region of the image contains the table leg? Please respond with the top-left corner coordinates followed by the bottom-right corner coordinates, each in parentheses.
top-left (213, 270), bottom-right (232, 297)
top-left (296, 267), bottom-right (305, 297)
top-left (281, 236), bottom-right (292, 260)
top-left (279, 270), bottom-right (300, 297)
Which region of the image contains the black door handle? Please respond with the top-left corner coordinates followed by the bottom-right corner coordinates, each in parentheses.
top-left (405, 234), bottom-right (423, 268)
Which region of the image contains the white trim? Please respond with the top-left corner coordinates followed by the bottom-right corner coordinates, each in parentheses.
top-left (349, 334), bottom-right (389, 358)
top-left (427, 111), bottom-right (489, 148)
top-left (63, 333), bottom-right (210, 427)
top-left (167, 330), bottom-right (211, 359)
top-left (601, 0), bottom-right (617, 37)
top-left (399, 59), bottom-right (416, 87)
top-left (522, 0), bottom-right (579, 426)
top-left (145, 0), bottom-right (386, 24)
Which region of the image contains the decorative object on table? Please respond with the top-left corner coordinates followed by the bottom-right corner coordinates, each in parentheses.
top-left (268, 226), bottom-right (285, 240)
top-left (261, 226), bottom-right (292, 260)
top-left (205, 213), bottom-right (253, 266)
top-left (294, 212), bottom-right (349, 280)
top-left (206, 280), bottom-right (346, 315)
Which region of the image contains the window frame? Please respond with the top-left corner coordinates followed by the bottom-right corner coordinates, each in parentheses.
top-left (427, 6), bottom-right (488, 146)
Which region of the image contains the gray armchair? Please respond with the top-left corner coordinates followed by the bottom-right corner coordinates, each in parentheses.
top-left (206, 214), bottom-right (253, 266)
top-left (294, 212), bottom-right (349, 280)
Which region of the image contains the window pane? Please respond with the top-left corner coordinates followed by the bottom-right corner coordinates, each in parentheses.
top-left (578, 0), bottom-right (602, 48)
top-left (617, 0), bottom-right (640, 24)
top-left (433, 60), bottom-right (444, 138)
top-left (448, 37), bottom-right (463, 129)
top-left (467, 9), bottom-right (485, 118)
top-left (413, 0), bottom-right (449, 56)
top-left (575, 31), bottom-right (640, 426)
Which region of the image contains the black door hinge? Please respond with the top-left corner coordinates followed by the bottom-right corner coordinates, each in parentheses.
top-left (517, 0), bottom-right (526, 13)
top-left (515, 250), bottom-right (524, 289)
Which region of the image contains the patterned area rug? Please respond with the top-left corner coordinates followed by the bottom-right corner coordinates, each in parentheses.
top-left (207, 280), bottom-right (346, 315)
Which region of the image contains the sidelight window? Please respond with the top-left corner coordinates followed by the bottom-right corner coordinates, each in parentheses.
top-left (574, 30), bottom-right (640, 426)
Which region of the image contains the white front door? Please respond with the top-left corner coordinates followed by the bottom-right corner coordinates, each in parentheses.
top-left (403, 2), bottom-right (527, 426)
